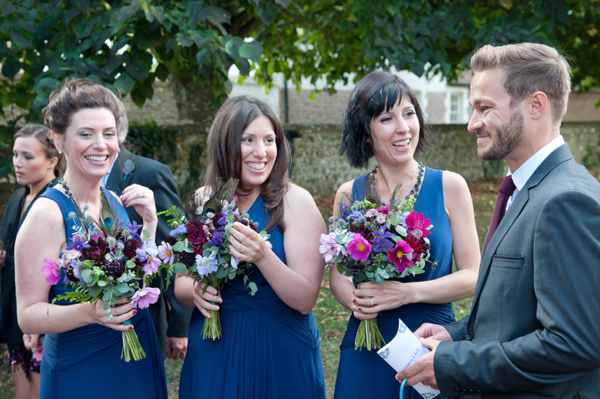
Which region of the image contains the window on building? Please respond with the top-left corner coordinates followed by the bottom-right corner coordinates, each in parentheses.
top-left (449, 92), bottom-right (463, 123)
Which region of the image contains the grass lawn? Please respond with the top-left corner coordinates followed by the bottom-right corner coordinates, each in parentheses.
top-left (0, 177), bottom-right (500, 399)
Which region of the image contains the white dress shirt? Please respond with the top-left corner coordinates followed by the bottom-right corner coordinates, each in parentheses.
top-left (506, 135), bottom-right (565, 210)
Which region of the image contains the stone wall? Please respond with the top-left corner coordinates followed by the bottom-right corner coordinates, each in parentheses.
top-left (286, 122), bottom-right (600, 195)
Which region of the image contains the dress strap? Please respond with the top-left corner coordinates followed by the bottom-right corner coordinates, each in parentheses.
top-left (350, 173), bottom-right (370, 202)
top-left (39, 187), bottom-right (79, 244)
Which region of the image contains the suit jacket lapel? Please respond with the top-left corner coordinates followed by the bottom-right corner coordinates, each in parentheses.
top-left (469, 144), bottom-right (574, 321)
top-left (106, 149), bottom-right (134, 194)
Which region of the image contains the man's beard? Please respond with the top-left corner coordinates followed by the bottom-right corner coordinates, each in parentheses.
top-left (477, 109), bottom-right (525, 161)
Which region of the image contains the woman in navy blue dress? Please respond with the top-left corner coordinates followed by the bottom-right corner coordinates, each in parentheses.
top-left (1, 124), bottom-right (63, 399)
top-left (15, 79), bottom-right (167, 399)
top-left (331, 71), bottom-right (480, 398)
top-left (175, 96), bottom-right (326, 398)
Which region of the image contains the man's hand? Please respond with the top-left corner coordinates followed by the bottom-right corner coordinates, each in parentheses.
top-left (414, 323), bottom-right (452, 342)
top-left (395, 337), bottom-right (442, 389)
top-left (165, 336), bottom-right (188, 360)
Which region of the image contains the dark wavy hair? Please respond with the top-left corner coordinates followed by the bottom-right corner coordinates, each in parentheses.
top-left (340, 70), bottom-right (431, 168)
top-left (204, 95), bottom-right (291, 232)
top-left (14, 124), bottom-right (65, 177)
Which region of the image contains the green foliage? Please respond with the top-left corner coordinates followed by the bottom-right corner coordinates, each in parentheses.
top-left (256, 0), bottom-right (600, 91)
top-left (126, 120), bottom-right (179, 163)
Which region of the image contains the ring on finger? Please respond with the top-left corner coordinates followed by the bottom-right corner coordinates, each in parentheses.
top-left (370, 297), bottom-right (374, 307)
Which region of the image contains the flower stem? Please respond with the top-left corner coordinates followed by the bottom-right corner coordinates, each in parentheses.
top-left (355, 318), bottom-right (385, 351)
top-left (202, 309), bottom-right (222, 340)
top-left (121, 321), bottom-right (146, 362)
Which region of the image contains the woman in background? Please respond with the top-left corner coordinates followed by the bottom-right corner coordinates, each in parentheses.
top-left (330, 71), bottom-right (480, 398)
top-left (175, 95), bottom-right (326, 398)
top-left (1, 124), bottom-right (62, 399)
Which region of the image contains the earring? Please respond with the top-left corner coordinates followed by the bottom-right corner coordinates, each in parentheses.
top-left (58, 149), bottom-right (62, 154)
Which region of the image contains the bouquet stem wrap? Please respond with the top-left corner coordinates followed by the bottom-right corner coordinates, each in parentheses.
top-left (121, 320), bottom-right (146, 362)
top-left (356, 318), bottom-right (384, 351)
top-left (202, 308), bottom-right (222, 340)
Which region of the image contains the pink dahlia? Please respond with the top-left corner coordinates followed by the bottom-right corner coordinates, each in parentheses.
top-left (405, 212), bottom-right (432, 239)
top-left (347, 234), bottom-right (372, 262)
top-left (42, 258), bottom-right (61, 285)
top-left (386, 240), bottom-right (414, 273)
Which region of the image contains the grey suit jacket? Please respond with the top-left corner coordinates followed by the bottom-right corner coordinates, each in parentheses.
top-left (435, 144), bottom-right (600, 398)
top-left (106, 150), bottom-right (192, 349)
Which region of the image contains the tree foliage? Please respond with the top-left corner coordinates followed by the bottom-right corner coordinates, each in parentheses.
top-left (255, 0), bottom-right (600, 92)
top-left (0, 0), bottom-right (598, 180)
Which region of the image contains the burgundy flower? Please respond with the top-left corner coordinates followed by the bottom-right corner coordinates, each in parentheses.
top-left (105, 260), bottom-right (125, 278)
top-left (123, 238), bottom-right (141, 259)
top-left (165, 235), bottom-right (177, 246)
top-left (405, 233), bottom-right (426, 255)
top-left (176, 251), bottom-right (196, 267)
top-left (81, 237), bottom-right (108, 260)
top-left (187, 220), bottom-right (208, 248)
top-left (65, 265), bottom-right (80, 283)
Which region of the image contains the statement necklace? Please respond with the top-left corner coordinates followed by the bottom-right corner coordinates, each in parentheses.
top-left (369, 162), bottom-right (424, 201)
top-left (59, 177), bottom-right (104, 219)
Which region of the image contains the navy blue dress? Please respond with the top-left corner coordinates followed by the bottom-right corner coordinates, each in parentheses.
top-left (179, 194), bottom-right (326, 398)
top-left (334, 168), bottom-right (455, 399)
top-left (38, 188), bottom-right (167, 399)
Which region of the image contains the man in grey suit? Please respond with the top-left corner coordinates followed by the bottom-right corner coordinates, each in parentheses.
top-left (105, 107), bottom-right (192, 360)
top-left (396, 43), bottom-right (600, 397)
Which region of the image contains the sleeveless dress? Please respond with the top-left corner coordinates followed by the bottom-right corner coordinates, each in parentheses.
top-left (334, 168), bottom-right (455, 399)
top-left (38, 188), bottom-right (167, 399)
top-left (179, 194), bottom-right (326, 398)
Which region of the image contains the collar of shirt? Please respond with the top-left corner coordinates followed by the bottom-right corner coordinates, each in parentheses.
top-left (506, 135), bottom-right (565, 209)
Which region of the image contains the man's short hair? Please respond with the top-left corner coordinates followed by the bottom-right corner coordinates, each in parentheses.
top-left (470, 43), bottom-right (572, 122)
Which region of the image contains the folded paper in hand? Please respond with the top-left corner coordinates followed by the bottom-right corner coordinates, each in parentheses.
top-left (377, 319), bottom-right (441, 399)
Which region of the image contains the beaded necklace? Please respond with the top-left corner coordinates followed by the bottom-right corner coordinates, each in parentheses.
top-left (369, 162), bottom-right (424, 201)
top-left (58, 177), bottom-right (104, 220)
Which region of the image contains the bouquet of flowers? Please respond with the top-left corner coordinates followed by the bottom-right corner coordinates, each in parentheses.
top-left (42, 197), bottom-right (162, 362)
top-left (157, 178), bottom-right (268, 340)
top-left (319, 189), bottom-right (435, 350)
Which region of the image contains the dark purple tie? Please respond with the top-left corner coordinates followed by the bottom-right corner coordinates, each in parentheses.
top-left (485, 175), bottom-right (516, 249)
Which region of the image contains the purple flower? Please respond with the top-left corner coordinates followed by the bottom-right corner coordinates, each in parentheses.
top-left (170, 224), bottom-right (187, 237)
top-left (386, 240), bottom-right (414, 273)
top-left (66, 235), bottom-right (85, 251)
top-left (141, 241), bottom-right (160, 274)
top-left (42, 258), bottom-right (61, 285)
top-left (207, 231), bottom-right (225, 247)
top-left (130, 287), bottom-right (161, 309)
top-left (347, 234), bottom-right (372, 262)
top-left (158, 242), bottom-right (175, 266)
top-left (128, 221), bottom-right (142, 235)
top-left (370, 227), bottom-right (395, 252)
top-left (135, 248), bottom-right (149, 263)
